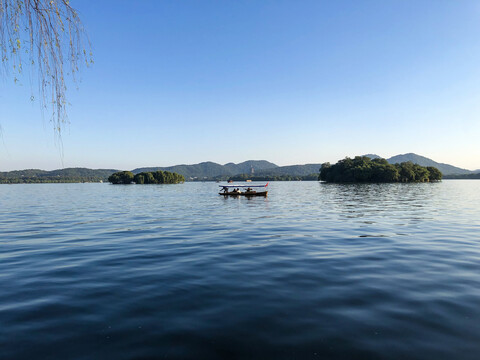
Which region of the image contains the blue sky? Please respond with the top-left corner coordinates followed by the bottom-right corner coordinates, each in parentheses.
top-left (1, 0), bottom-right (480, 171)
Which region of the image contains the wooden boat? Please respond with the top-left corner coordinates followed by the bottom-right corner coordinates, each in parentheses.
top-left (219, 182), bottom-right (269, 197)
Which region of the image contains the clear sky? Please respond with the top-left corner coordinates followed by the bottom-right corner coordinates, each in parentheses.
top-left (1, 0), bottom-right (480, 171)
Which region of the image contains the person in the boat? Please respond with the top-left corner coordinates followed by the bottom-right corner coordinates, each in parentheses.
top-left (222, 186), bottom-right (229, 194)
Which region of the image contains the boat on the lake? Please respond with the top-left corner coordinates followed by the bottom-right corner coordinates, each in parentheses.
top-left (219, 183), bottom-right (269, 197)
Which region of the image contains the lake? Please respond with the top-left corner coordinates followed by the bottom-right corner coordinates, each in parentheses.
top-left (1, 181), bottom-right (480, 359)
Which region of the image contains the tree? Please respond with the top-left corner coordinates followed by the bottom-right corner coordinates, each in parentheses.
top-left (134, 174), bottom-right (145, 184)
top-left (396, 162), bottom-right (415, 182)
top-left (1, 0), bottom-right (92, 134)
top-left (319, 162), bottom-right (331, 181)
top-left (413, 164), bottom-right (429, 182)
top-left (426, 166), bottom-right (442, 181)
top-left (130, 171), bottom-right (185, 185)
top-left (108, 171), bottom-right (134, 184)
top-left (145, 172), bottom-right (155, 184)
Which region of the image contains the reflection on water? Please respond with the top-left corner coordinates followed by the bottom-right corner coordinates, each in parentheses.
top-left (1, 181), bottom-right (480, 359)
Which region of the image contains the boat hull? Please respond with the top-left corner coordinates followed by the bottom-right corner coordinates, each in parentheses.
top-left (219, 191), bottom-right (268, 197)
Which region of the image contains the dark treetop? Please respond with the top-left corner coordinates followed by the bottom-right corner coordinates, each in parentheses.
top-left (108, 170), bottom-right (185, 184)
top-left (319, 156), bottom-right (442, 183)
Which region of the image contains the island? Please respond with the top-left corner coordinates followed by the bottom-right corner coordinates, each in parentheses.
top-left (319, 156), bottom-right (442, 183)
top-left (108, 170), bottom-right (185, 184)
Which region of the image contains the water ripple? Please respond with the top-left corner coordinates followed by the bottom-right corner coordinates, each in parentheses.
top-left (1, 181), bottom-right (480, 359)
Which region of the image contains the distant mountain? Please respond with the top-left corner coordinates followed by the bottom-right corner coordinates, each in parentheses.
top-left (363, 153), bottom-right (471, 176)
top-left (223, 160), bottom-right (277, 174)
top-left (133, 161), bottom-right (226, 179)
top-left (385, 153), bottom-right (471, 176)
top-left (133, 160), bottom-right (278, 179)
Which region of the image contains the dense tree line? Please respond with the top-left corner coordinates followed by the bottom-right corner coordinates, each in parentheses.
top-left (443, 173), bottom-right (480, 179)
top-left (228, 173), bottom-right (318, 182)
top-left (108, 170), bottom-right (185, 184)
top-left (108, 171), bottom-right (135, 184)
top-left (0, 176), bottom-right (103, 184)
top-left (319, 156), bottom-right (442, 183)
top-left (0, 168), bottom-right (117, 183)
top-left (134, 171), bottom-right (185, 184)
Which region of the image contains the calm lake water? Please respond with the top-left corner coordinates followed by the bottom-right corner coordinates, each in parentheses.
top-left (1, 181), bottom-right (480, 359)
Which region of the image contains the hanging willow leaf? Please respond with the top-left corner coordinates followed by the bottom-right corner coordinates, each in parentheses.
top-left (0, 0), bottom-right (92, 134)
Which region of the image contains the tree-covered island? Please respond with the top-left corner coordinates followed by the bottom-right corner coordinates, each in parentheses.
top-left (108, 170), bottom-right (185, 184)
top-left (319, 156), bottom-right (442, 183)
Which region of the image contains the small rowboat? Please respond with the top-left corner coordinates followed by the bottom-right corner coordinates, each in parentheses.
top-left (219, 182), bottom-right (269, 197)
